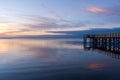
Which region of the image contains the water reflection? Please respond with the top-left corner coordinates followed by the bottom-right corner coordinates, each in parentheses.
top-left (84, 47), bottom-right (120, 59)
top-left (0, 39), bottom-right (83, 66)
top-left (0, 39), bottom-right (120, 80)
top-left (87, 63), bottom-right (106, 70)
top-left (94, 49), bottom-right (120, 59)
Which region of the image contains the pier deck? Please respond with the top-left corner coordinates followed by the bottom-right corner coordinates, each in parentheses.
top-left (84, 33), bottom-right (120, 53)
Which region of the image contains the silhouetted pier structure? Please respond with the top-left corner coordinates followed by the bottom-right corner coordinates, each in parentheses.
top-left (84, 33), bottom-right (120, 53)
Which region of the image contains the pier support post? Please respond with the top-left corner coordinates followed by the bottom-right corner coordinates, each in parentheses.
top-left (84, 33), bottom-right (120, 53)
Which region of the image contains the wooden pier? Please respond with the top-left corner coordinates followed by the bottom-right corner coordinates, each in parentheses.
top-left (84, 33), bottom-right (120, 53)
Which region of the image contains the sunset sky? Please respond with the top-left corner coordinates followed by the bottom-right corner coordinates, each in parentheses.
top-left (0, 0), bottom-right (120, 37)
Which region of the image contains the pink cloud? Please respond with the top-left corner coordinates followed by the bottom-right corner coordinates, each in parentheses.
top-left (87, 6), bottom-right (120, 16)
top-left (87, 7), bottom-right (108, 14)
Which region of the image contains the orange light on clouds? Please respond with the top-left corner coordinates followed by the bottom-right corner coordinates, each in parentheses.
top-left (8, 31), bottom-right (57, 36)
top-left (0, 22), bottom-right (88, 37)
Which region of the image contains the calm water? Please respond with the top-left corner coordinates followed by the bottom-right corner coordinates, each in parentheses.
top-left (0, 39), bottom-right (120, 80)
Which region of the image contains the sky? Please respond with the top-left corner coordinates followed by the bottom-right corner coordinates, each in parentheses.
top-left (0, 0), bottom-right (120, 38)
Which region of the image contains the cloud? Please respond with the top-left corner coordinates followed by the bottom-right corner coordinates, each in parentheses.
top-left (0, 20), bottom-right (10, 24)
top-left (0, 5), bottom-right (119, 38)
top-left (87, 7), bottom-right (108, 14)
top-left (40, 3), bottom-right (62, 20)
top-left (17, 14), bottom-right (88, 31)
top-left (0, 13), bottom-right (89, 38)
top-left (87, 6), bottom-right (120, 16)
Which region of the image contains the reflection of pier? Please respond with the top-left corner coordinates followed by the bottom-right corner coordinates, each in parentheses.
top-left (85, 48), bottom-right (120, 59)
top-left (96, 49), bottom-right (120, 59)
top-left (84, 33), bottom-right (120, 53)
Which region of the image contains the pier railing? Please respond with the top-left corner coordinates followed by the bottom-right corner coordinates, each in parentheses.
top-left (84, 33), bottom-right (120, 53)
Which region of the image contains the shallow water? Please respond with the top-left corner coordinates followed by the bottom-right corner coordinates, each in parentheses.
top-left (0, 39), bottom-right (120, 80)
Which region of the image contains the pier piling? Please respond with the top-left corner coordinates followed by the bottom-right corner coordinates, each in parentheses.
top-left (84, 33), bottom-right (120, 53)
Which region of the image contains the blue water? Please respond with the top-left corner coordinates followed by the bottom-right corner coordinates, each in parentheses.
top-left (0, 39), bottom-right (120, 80)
